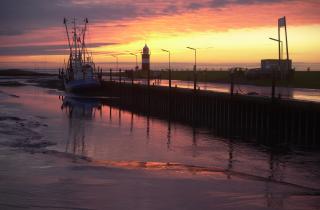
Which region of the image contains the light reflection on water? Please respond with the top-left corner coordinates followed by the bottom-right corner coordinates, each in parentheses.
top-left (58, 94), bottom-right (320, 190)
top-left (109, 77), bottom-right (320, 103)
top-left (1, 85), bottom-right (320, 191)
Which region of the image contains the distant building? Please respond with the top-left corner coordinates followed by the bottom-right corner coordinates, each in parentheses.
top-left (260, 59), bottom-right (293, 79)
top-left (261, 59), bottom-right (292, 73)
top-left (142, 44), bottom-right (150, 73)
top-left (245, 59), bottom-right (293, 79)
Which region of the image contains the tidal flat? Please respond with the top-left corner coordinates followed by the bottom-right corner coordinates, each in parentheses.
top-left (0, 73), bottom-right (319, 210)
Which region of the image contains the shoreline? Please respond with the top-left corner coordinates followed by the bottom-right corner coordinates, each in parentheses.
top-left (1, 146), bottom-right (318, 210)
top-left (0, 69), bottom-right (56, 76)
top-left (132, 70), bottom-right (320, 90)
top-left (1, 75), bottom-right (320, 210)
top-left (1, 69), bottom-right (320, 103)
top-left (2, 68), bottom-right (320, 90)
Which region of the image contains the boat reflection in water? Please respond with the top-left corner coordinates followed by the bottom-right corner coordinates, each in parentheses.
top-left (61, 96), bottom-right (102, 158)
top-left (56, 93), bottom-right (320, 206)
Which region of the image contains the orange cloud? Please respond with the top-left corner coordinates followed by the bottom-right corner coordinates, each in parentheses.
top-left (0, 0), bottom-right (319, 67)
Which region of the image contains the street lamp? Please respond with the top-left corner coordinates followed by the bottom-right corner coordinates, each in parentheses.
top-left (111, 55), bottom-right (121, 83)
top-left (161, 49), bottom-right (171, 89)
top-left (111, 55), bottom-right (119, 72)
top-left (187, 47), bottom-right (197, 91)
top-left (130, 53), bottom-right (138, 71)
top-left (269, 37), bottom-right (282, 100)
top-left (269, 37), bottom-right (283, 59)
top-left (109, 54), bottom-right (120, 81)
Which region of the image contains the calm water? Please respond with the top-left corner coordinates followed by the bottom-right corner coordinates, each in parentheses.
top-left (1, 81), bottom-right (320, 191)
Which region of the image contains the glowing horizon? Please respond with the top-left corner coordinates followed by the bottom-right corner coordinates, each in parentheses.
top-left (0, 0), bottom-right (319, 69)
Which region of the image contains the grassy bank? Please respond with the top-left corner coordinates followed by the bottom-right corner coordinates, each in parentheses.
top-left (0, 69), bottom-right (63, 89)
top-left (0, 69), bottom-right (54, 76)
top-left (2, 69), bottom-right (319, 89)
top-left (133, 70), bottom-right (320, 89)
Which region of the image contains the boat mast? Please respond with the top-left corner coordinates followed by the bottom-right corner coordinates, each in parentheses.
top-left (73, 18), bottom-right (77, 60)
top-left (64, 18), bottom-right (73, 70)
top-left (63, 18), bottom-right (72, 52)
top-left (82, 18), bottom-right (88, 63)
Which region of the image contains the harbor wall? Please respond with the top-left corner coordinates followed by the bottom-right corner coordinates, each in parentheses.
top-left (101, 81), bottom-right (320, 149)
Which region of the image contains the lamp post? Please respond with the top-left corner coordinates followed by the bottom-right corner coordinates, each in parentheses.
top-left (269, 38), bottom-right (283, 59)
top-left (111, 55), bottom-right (121, 83)
top-left (269, 37), bottom-right (282, 99)
top-left (187, 47), bottom-right (197, 91)
top-left (130, 53), bottom-right (138, 71)
top-left (111, 54), bottom-right (118, 71)
top-left (161, 49), bottom-right (171, 89)
top-left (111, 55), bottom-right (119, 82)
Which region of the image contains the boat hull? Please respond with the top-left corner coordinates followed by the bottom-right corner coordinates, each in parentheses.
top-left (64, 79), bottom-right (101, 93)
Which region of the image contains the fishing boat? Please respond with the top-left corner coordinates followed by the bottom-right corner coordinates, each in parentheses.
top-left (61, 18), bottom-right (101, 92)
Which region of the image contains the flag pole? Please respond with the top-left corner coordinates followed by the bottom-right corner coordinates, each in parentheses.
top-left (273, 18), bottom-right (281, 100)
top-left (284, 16), bottom-right (290, 77)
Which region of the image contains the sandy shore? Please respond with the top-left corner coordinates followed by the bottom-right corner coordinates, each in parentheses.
top-left (0, 69), bottom-right (63, 90)
top-left (1, 146), bottom-right (320, 210)
top-left (0, 69), bottom-right (55, 77)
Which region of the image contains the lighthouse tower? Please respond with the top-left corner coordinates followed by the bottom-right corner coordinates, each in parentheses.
top-left (142, 44), bottom-right (150, 73)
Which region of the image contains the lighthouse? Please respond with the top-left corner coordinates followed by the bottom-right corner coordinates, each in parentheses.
top-left (142, 44), bottom-right (150, 73)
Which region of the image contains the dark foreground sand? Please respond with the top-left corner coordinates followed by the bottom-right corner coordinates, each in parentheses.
top-left (1, 147), bottom-right (320, 210)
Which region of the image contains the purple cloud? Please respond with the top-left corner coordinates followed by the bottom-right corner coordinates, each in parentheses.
top-left (0, 42), bottom-right (116, 56)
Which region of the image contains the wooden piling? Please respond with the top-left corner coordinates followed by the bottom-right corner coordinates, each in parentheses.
top-left (100, 81), bottom-right (320, 149)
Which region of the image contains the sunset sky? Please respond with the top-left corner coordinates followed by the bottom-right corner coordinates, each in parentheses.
top-left (0, 0), bottom-right (319, 69)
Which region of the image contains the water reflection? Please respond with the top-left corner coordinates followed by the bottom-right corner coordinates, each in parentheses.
top-left (227, 139), bottom-right (234, 179)
top-left (167, 120), bottom-right (171, 150)
top-left (192, 127), bottom-right (198, 158)
top-left (2, 81), bottom-right (319, 210)
top-left (106, 77), bottom-right (320, 102)
top-left (57, 95), bottom-right (320, 192)
top-left (109, 106), bottom-right (112, 122)
top-left (118, 108), bottom-right (121, 127)
top-left (145, 115), bottom-right (149, 138)
top-left (61, 96), bottom-right (102, 157)
top-left (130, 111), bottom-right (134, 133)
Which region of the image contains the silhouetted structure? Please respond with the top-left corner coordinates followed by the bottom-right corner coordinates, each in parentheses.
top-left (142, 44), bottom-right (150, 86)
top-left (142, 44), bottom-right (150, 73)
top-left (161, 49), bottom-right (171, 89)
top-left (101, 81), bottom-right (320, 149)
top-left (261, 59), bottom-right (292, 78)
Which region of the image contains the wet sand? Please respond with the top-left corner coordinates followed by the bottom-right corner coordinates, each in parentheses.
top-left (1, 147), bottom-right (319, 210)
top-left (0, 69), bottom-right (62, 89)
top-left (0, 69), bottom-right (55, 77)
top-left (0, 73), bottom-right (320, 210)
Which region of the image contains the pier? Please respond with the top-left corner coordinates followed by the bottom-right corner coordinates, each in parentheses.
top-left (100, 81), bottom-right (320, 149)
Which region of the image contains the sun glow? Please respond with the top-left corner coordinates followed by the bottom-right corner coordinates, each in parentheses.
top-left (92, 25), bottom-right (320, 64)
top-left (0, 1), bottom-right (319, 69)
